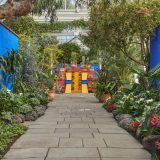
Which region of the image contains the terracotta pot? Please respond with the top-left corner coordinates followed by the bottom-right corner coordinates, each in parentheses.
top-left (48, 90), bottom-right (55, 101)
top-left (99, 94), bottom-right (111, 103)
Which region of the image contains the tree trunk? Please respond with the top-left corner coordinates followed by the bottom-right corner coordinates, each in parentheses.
top-left (0, 0), bottom-right (32, 19)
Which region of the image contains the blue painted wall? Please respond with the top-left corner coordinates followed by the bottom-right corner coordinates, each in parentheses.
top-left (0, 22), bottom-right (19, 90)
top-left (150, 26), bottom-right (160, 70)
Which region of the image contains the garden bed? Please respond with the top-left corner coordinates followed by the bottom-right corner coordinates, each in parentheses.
top-left (0, 103), bottom-right (49, 159)
top-left (103, 102), bottom-right (160, 159)
top-left (0, 84), bottom-right (51, 159)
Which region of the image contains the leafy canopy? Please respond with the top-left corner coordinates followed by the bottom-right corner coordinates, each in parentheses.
top-left (87, 0), bottom-right (160, 68)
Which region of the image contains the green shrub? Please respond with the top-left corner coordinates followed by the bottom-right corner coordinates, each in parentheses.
top-left (19, 104), bottom-right (33, 114)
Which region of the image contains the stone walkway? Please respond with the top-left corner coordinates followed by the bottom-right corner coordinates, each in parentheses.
top-left (4, 94), bottom-right (151, 160)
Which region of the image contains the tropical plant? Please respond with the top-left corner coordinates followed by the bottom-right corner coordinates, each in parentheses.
top-left (94, 69), bottom-right (120, 98)
top-left (130, 64), bottom-right (160, 91)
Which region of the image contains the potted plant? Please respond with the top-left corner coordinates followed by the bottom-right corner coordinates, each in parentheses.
top-left (94, 69), bottom-right (120, 102)
top-left (93, 82), bottom-right (111, 103)
top-left (46, 79), bottom-right (55, 101)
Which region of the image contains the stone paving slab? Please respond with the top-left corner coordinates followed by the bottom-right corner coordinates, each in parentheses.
top-left (70, 124), bottom-right (90, 128)
top-left (70, 132), bottom-right (93, 138)
top-left (31, 121), bottom-right (58, 125)
top-left (89, 124), bottom-right (119, 129)
top-left (4, 148), bottom-right (48, 159)
top-left (59, 138), bottom-right (83, 147)
top-left (102, 158), bottom-right (151, 160)
top-left (46, 158), bottom-right (100, 160)
top-left (26, 128), bottom-right (55, 134)
top-left (47, 148), bottom-right (100, 158)
top-left (29, 124), bottom-right (69, 129)
top-left (98, 128), bottom-right (128, 134)
top-left (35, 117), bottom-right (64, 122)
top-left (58, 121), bottom-right (95, 124)
top-left (11, 134), bottom-right (59, 148)
top-left (4, 94), bottom-right (151, 160)
top-left (65, 118), bottom-right (82, 121)
top-left (104, 138), bottom-right (143, 149)
top-left (99, 148), bottom-right (151, 159)
top-left (2, 158), bottom-right (44, 160)
top-left (94, 117), bottom-right (116, 122)
top-left (55, 128), bottom-right (99, 133)
top-left (93, 133), bottom-right (133, 139)
top-left (83, 138), bottom-right (106, 147)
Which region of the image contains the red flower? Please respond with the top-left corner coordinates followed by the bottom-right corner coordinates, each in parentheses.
top-left (151, 114), bottom-right (159, 126)
top-left (106, 103), bottom-right (115, 112)
top-left (131, 121), bottom-right (140, 128)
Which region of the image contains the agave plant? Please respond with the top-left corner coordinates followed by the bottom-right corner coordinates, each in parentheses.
top-left (0, 56), bottom-right (7, 88)
top-left (0, 50), bottom-right (22, 92)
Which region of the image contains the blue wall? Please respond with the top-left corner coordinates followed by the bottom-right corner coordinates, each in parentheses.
top-left (150, 26), bottom-right (160, 70)
top-left (0, 22), bottom-right (19, 90)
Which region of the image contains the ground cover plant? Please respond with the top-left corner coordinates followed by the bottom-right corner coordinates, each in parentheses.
top-left (0, 122), bottom-right (26, 159)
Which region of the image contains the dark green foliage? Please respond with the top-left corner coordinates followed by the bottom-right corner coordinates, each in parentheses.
top-left (0, 85), bottom-right (49, 116)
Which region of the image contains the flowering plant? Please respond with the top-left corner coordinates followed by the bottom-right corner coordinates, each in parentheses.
top-left (151, 114), bottom-right (160, 127)
top-left (137, 112), bottom-right (160, 137)
top-left (130, 121), bottom-right (140, 128)
top-left (106, 103), bottom-right (116, 112)
top-left (128, 121), bottom-right (141, 135)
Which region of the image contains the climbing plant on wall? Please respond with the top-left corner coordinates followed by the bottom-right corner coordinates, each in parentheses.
top-left (4, 17), bottom-right (88, 35)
